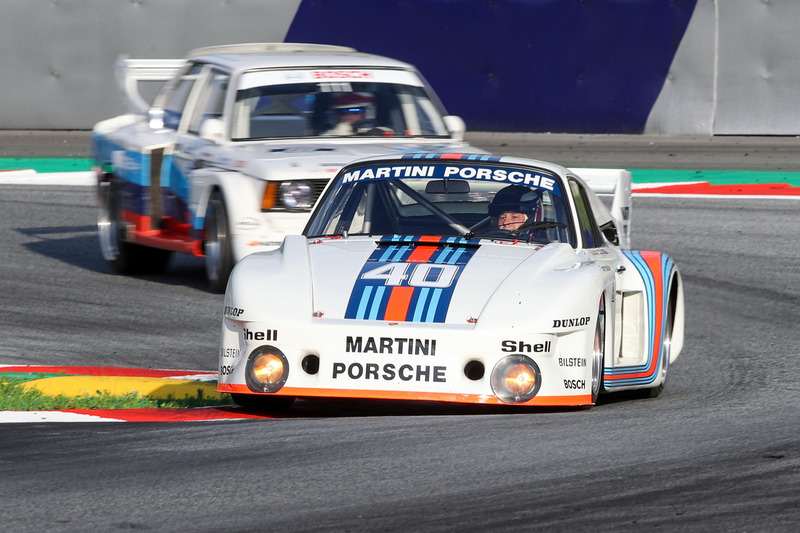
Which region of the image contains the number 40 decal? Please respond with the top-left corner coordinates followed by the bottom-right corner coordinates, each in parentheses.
top-left (361, 263), bottom-right (459, 288)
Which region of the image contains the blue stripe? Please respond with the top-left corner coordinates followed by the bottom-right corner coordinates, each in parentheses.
top-left (355, 286), bottom-right (373, 319)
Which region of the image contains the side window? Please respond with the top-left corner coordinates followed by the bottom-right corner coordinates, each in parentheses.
top-left (162, 63), bottom-right (204, 130)
top-left (188, 69), bottom-right (229, 135)
top-left (569, 179), bottom-right (604, 248)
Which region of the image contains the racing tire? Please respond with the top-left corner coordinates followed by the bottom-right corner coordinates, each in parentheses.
top-left (642, 283), bottom-right (677, 398)
top-left (631, 280), bottom-right (677, 399)
top-left (98, 178), bottom-right (171, 275)
top-left (590, 295), bottom-right (606, 405)
top-left (231, 393), bottom-right (295, 410)
top-left (204, 190), bottom-right (234, 293)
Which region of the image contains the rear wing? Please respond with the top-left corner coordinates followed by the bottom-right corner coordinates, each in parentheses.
top-left (114, 56), bottom-right (185, 114)
top-left (569, 168), bottom-right (632, 249)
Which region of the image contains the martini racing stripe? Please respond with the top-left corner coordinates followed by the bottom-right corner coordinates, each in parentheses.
top-left (604, 250), bottom-right (675, 387)
top-left (345, 236), bottom-right (479, 322)
top-left (401, 153), bottom-right (503, 162)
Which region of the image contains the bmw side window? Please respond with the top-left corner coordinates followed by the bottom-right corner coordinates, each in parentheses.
top-left (162, 63), bottom-right (204, 130)
top-left (188, 69), bottom-right (229, 135)
top-left (568, 179), bottom-right (603, 249)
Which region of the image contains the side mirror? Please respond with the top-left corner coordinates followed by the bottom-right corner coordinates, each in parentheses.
top-left (147, 108), bottom-right (165, 129)
top-left (443, 115), bottom-right (466, 142)
top-left (599, 220), bottom-right (619, 246)
top-left (200, 118), bottom-right (225, 144)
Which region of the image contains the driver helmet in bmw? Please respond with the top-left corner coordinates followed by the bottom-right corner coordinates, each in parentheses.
top-left (332, 93), bottom-right (373, 115)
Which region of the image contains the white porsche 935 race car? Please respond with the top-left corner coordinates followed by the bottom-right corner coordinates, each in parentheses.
top-left (218, 153), bottom-right (684, 408)
top-left (92, 43), bottom-right (475, 291)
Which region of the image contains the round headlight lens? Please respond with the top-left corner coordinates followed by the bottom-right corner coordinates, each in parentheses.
top-left (279, 181), bottom-right (313, 210)
top-left (245, 347), bottom-right (289, 393)
top-left (491, 355), bottom-right (541, 403)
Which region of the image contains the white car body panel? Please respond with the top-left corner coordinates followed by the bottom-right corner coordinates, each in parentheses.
top-left (218, 154), bottom-right (683, 408)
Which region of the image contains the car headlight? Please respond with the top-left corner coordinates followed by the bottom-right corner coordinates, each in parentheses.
top-left (491, 355), bottom-right (541, 403)
top-left (245, 346), bottom-right (289, 393)
top-left (279, 181), bottom-right (313, 210)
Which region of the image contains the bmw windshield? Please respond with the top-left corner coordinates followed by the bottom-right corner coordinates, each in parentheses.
top-left (232, 69), bottom-right (451, 140)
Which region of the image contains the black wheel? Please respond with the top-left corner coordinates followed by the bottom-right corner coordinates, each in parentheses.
top-left (590, 295), bottom-right (606, 404)
top-left (97, 178), bottom-right (171, 274)
top-left (642, 285), bottom-right (676, 398)
top-left (628, 281), bottom-right (677, 400)
top-left (231, 393), bottom-right (295, 410)
top-left (204, 190), bottom-right (234, 293)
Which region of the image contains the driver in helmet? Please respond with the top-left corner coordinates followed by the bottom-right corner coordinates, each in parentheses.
top-left (488, 185), bottom-right (543, 231)
top-left (323, 93), bottom-right (374, 136)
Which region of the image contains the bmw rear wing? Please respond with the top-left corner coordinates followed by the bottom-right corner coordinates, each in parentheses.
top-left (570, 168), bottom-right (632, 249)
top-left (114, 56), bottom-right (185, 114)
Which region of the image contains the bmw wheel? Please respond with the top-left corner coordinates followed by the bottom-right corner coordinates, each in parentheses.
top-left (97, 177), bottom-right (171, 274)
top-left (204, 190), bottom-right (234, 293)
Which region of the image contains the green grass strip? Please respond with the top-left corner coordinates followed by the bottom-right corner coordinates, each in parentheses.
top-left (630, 169), bottom-right (800, 186)
top-left (0, 374), bottom-right (232, 410)
top-left (0, 158), bottom-right (93, 172)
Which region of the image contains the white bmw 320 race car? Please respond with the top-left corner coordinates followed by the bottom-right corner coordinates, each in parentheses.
top-left (218, 153), bottom-right (684, 408)
top-left (91, 43), bottom-right (475, 291)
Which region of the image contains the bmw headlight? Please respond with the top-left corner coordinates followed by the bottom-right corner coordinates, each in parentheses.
top-left (279, 181), bottom-right (313, 210)
top-left (491, 355), bottom-right (541, 403)
top-left (245, 346), bottom-right (289, 393)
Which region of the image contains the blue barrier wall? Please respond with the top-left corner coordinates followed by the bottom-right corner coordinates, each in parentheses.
top-left (286, 0), bottom-right (697, 133)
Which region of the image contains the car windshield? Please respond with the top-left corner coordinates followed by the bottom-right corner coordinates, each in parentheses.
top-left (305, 160), bottom-right (575, 245)
top-left (231, 76), bottom-right (450, 141)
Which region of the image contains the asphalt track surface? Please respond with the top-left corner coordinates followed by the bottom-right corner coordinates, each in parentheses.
top-left (1, 132), bottom-right (799, 531)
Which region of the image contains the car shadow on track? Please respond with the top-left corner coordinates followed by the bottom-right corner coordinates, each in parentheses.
top-left (18, 225), bottom-right (213, 292)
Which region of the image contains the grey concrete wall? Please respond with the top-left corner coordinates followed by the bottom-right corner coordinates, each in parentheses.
top-left (645, 0), bottom-right (800, 135)
top-left (0, 0), bottom-right (301, 129)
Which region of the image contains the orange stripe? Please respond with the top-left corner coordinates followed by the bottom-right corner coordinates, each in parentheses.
top-left (407, 244), bottom-right (437, 263)
top-left (217, 383), bottom-right (593, 407)
top-left (384, 286), bottom-right (415, 321)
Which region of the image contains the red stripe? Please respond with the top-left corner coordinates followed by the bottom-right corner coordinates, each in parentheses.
top-left (635, 182), bottom-right (800, 195)
top-left (0, 365), bottom-right (214, 378)
top-left (407, 244), bottom-right (437, 263)
top-left (384, 286), bottom-right (415, 321)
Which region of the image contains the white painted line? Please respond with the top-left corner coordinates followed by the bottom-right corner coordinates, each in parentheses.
top-left (0, 411), bottom-right (123, 423)
top-left (0, 171), bottom-right (95, 186)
